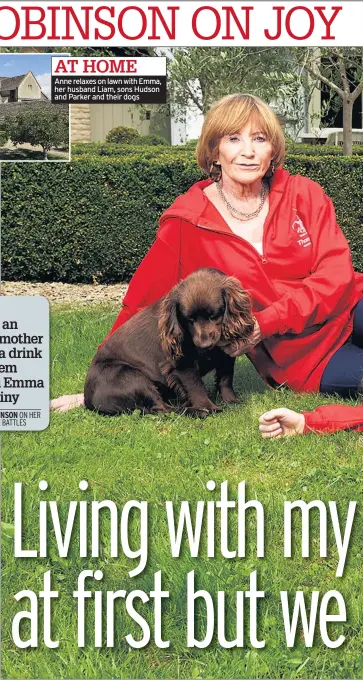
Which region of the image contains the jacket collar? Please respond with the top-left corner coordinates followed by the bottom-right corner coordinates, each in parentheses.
top-left (159, 168), bottom-right (290, 234)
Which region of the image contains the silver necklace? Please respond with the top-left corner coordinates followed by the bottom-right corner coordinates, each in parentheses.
top-left (216, 180), bottom-right (268, 221)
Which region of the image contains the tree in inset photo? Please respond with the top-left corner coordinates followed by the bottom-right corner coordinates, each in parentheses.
top-left (7, 106), bottom-right (69, 159)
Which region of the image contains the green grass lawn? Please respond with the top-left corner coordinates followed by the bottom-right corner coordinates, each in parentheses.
top-left (2, 304), bottom-right (363, 679)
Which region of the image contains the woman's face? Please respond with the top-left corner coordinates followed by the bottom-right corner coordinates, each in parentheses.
top-left (216, 123), bottom-right (273, 186)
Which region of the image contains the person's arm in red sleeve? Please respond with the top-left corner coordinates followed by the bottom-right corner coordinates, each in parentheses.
top-left (259, 404), bottom-right (363, 438)
top-left (303, 404), bottom-right (363, 434)
top-left (255, 190), bottom-right (357, 339)
top-left (103, 218), bottom-right (181, 344)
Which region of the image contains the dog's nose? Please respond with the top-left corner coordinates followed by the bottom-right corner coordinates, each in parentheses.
top-left (198, 341), bottom-right (214, 349)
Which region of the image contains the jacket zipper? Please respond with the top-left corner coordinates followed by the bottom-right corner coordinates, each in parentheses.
top-left (197, 223), bottom-right (269, 265)
top-left (196, 191), bottom-right (282, 266)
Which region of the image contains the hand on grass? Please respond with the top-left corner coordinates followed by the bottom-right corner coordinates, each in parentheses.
top-left (51, 393), bottom-right (85, 411)
top-left (259, 408), bottom-right (305, 439)
top-left (221, 320), bottom-right (262, 357)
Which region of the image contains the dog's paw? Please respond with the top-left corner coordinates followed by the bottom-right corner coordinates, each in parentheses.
top-left (210, 405), bottom-right (223, 413)
top-left (219, 388), bottom-right (241, 404)
top-left (183, 407), bottom-right (209, 418)
top-left (221, 395), bottom-right (241, 405)
top-left (184, 406), bottom-right (221, 418)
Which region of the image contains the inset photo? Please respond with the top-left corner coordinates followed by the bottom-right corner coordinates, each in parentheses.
top-left (0, 53), bottom-right (70, 162)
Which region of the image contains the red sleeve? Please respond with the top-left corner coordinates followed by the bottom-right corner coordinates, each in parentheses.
top-left (255, 189), bottom-right (357, 338)
top-left (303, 404), bottom-right (363, 434)
top-left (102, 218), bottom-right (181, 343)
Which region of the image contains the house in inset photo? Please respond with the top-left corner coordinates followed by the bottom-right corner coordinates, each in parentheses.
top-left (0, 71), bottom-right (48, 104)
top-left (0, 54), bottom-right (69, 162)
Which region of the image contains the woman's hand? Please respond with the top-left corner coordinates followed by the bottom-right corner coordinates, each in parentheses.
top-left (259, 408), bottom-right (306, 439)
top-left (221, 320), bottom-right (262, 357)
top-left (51, 393), bottom-right (85, 411)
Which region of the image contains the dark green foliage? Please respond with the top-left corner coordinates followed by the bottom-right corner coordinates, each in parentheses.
top-left (71, 142), bottom-right (165, 157)
top-left (2, 151), bottom-right (363, 282)
top-left (72, 141), bottom-right (170, 159)
top-left (105, 125), bottom-right (140, 144)
top-left (72, 140), bottom-right (363, 158)
top-left (0, 101), bottom-right (68, 125)
top-left (1, 156), bottom-right (202, 283)
top-left (0, 128), bottom-right (8, 145)
top-left (285, 154), bottom-right (363, 273)
top-left (102, 129), bottom-right (168, 147)
top-left (137, 133), bottom-right (169, 146)
top-left (6, 106), bottom-right (69, 159)
top-left (179, 138), bottom-right (199, 149)
top-left (285, 140), bottom-right (363, 156)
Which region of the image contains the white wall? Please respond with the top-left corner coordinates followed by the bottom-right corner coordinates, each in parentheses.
top-left (18, 72), bottom-right (42, 100)
top-left (160, 47), bottom-right (204, 145)
top-left (170, 105), bottom-right (204, 145)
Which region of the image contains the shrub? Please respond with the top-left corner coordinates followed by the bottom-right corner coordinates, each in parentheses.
top-left (0, 129), bottom-right (8, 146)
top-left (1, 154), bottom-right (202, 283)
top-left (7, 107), bottom-right (69, 159)
top-left (179, 138), bottom-right (198, 149)
top-left (2, 151), bottom-right (363, 282)
top-left (136, 133), bottom-right (168, 146)
top-left (71, 143), bottom-right (187, 158)
top-left (105, 126), bottom-right (140, 144)
top-left (284, 154), bottom-right (363, 272)
top-left (285, 140), bottom-right (363, 156)
top-left (72, 138), bottom-right (185, 158)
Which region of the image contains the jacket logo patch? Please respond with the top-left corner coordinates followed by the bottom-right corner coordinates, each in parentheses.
top-left (291, 213), bottom-right (312, 248)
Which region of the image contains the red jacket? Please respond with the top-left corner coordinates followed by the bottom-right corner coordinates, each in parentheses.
top-left (303, 405), bottom-right (363, 433)
top-left (105, 168), bottom-right (363, 392)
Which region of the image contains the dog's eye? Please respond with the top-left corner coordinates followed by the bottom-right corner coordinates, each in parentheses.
top-left (209, 313), bottom-right (220, 321)
top-left (187, 317), bottom-right (195, 324)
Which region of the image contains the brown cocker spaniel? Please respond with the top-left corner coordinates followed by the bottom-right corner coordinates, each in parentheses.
top-left (84, 268), bottom-right (255, 417)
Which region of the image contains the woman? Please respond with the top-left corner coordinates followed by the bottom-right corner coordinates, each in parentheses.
top-left (52, 93), bottom-right (363, 412)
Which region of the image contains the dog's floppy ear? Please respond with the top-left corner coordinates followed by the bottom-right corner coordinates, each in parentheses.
top-left (222, 276), bottom-right (255, 341)
top-left (158, 290), bottom-right (184, 361)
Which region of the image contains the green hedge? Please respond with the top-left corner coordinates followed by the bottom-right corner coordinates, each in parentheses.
top-left (71, 143), bottom-right (185, 157)
top-left (286, 154), bottom-right (363, 269)
top-left (72, 140), bottom-right (363, 159)
top-left (2, 152), bottom-right (363, 283)
top-left (1, 156), bottom-right (203, 283)
top-left (0, 129), bottom-right (8, 146)
top-left (285, 141), bottom-right (363, 156)
top-left (177, 138), bottom-right (363, 156)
